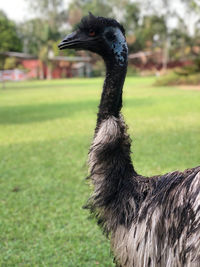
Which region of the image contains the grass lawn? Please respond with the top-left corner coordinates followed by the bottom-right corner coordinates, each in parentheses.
top-left (0, 77), bottom-right (200, 266)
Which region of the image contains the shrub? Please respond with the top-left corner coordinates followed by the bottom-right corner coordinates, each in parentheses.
top-left (155, 69), bottom-right (200, 86)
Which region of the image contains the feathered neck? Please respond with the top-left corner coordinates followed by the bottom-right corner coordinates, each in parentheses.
top-left (97, 40), bottom-right (128, 126)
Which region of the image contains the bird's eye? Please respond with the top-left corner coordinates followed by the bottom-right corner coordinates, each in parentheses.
top-left (89, 30), bottom-right (96, 37)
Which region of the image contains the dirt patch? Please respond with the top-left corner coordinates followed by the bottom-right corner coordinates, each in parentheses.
top-left (178, 85), bottom-right (200, 91)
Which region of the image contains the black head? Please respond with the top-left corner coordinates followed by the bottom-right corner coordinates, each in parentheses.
top-left (58, 13), bottom-right (128, 66)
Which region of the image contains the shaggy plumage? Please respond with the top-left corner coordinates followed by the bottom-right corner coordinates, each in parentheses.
top-left (77, 12), bottom-right (125, 36)
top-left (58, 13), bottom-right (200, 267)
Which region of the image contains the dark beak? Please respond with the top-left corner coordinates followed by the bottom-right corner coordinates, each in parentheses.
top-left (58, 31), bottom-right (82, 50)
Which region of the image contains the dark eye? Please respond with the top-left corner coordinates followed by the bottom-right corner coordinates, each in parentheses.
top-left (89, 30), bottom-right (96, 37)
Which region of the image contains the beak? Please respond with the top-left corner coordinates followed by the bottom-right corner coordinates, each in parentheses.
top-left (58, 31), bottom-right (81, 50)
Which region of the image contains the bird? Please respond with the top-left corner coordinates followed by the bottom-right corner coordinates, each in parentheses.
top-left (58, 13), bottom-right (200, 267)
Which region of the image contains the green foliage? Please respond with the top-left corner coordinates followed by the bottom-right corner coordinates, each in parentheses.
top-left (20, 0), bottom-right (69, 78)
top-left (132, 15), bottom-right (167, 53)
top-left (124, 2), bottom-right (140, 33)
top-left (0, 10), bottom-right (22, 52)
top-left (68, 0), bottom-right (112, 21)
top-left (19, 18), bottom-right (49, 55)
top-left (175, 59), bottom-right (200, 76)
top-left (19, 16), bottom-right (63, 56)
top-left (155, 71), bottom-right (200, 86)
top-left (156, 56), bottom-right (200, 86)
top-left (92, 60), bottom-right (105, 77)
top-left (0, 77), bottom-right (200, 266)
top-left (4, 57), bottom-right (17, 70)
top-left (126, 65), bottom-right (139, 76)
top-left (25, 0), bottom-right (67, 29)
top-left (0, 55), bottom-right (5, 70)
top-left (182, 0), bottom-right (200, 13)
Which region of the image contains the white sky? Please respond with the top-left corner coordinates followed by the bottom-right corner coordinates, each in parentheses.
top-left (0, 0), bottom-right (71, 22)
top-left (0, 0), bottom-right (28, 22)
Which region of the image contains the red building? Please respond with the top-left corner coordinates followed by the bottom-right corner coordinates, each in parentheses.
top-left (0, 52), bottom-right (92, 81)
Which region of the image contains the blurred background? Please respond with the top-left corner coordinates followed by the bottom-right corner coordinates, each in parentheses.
top-left (0, 0), bottom-right (200, 84)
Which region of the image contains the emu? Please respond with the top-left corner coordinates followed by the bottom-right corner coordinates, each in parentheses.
top-left (58, 13), bottom-right (200, 267)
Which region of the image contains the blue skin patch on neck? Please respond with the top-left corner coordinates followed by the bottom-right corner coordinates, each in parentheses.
top-left (103, 27), bottom-right (128, 66)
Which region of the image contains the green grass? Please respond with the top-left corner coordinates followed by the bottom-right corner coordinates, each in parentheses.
top-left (0, 77), bottom-right (200, 266)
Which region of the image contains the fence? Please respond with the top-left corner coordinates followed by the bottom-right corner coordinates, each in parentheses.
top-left (0, 69), bottom-right (27, 81)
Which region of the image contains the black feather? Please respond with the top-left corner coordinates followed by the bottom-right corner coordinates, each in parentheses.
top-left (77, 13), bottom-right (125, 36)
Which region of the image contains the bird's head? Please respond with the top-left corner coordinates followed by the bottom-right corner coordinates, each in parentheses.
top-left (58, 13), bottom-right (128, 66)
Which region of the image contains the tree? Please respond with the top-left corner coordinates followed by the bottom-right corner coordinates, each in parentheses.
top-left (0, 10), bottom-right (22, 70)
top-left (129, 15), bottom-right (167, 54)
top-left (22, 0), bottom-right (67, 78)
top-left (124, 2), bottom-right (140, 33)
top-left (0, 10), bottom-right (22, 53)
top-left (25, 0), bottom-right (67, 29)
top-left (68, 0), bottom-right (113, 27)
top-left (19, 18), bottom-right (47, 55)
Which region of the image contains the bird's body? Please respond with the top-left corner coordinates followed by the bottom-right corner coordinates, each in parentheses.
top-left (111, 166), bottom-right (200, 267)
top-left (59, 13), bottom-right (200, 267)
top-left (89, 114), bottom-right (200, 267)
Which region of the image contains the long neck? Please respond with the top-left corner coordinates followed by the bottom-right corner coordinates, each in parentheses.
top-left (97, 59), bottom-right (127, 126)
top-left (87, 50), bottom-right (141, 232)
